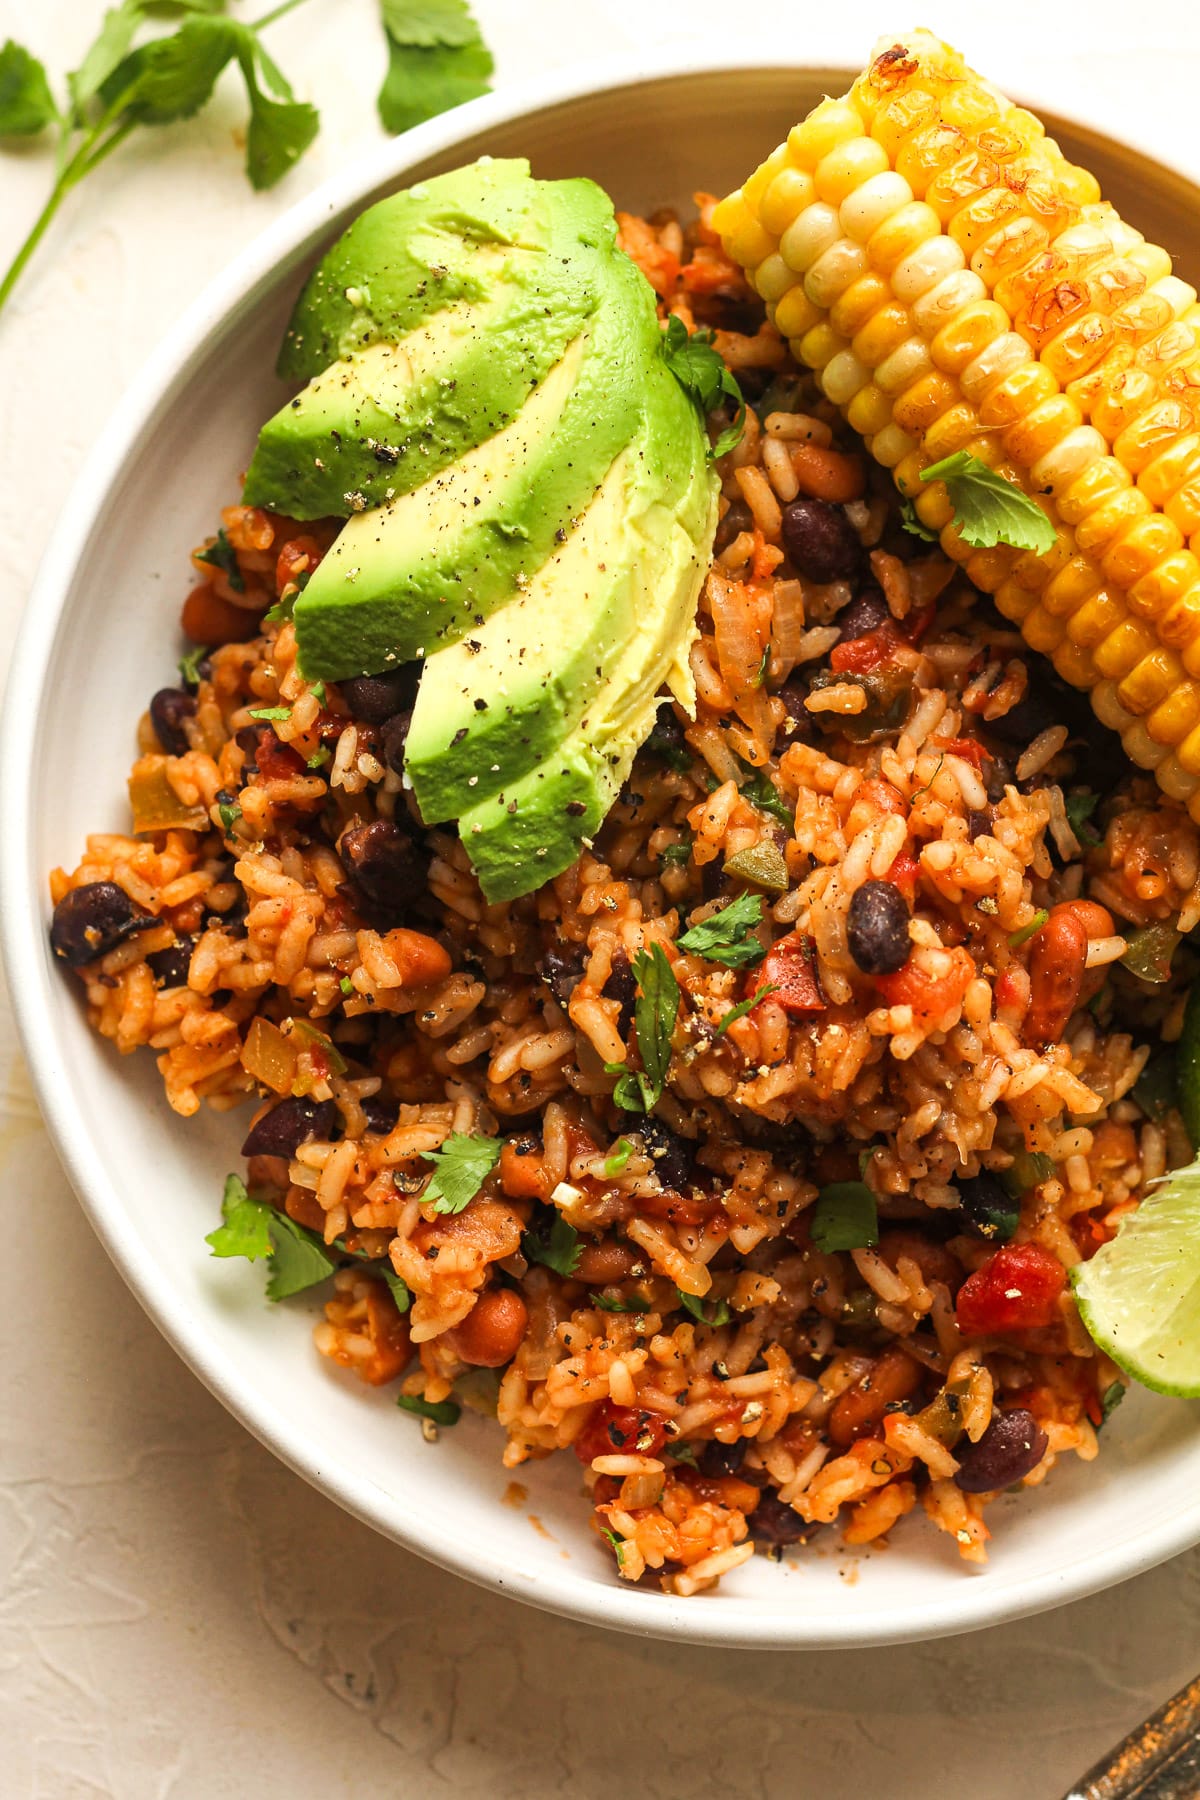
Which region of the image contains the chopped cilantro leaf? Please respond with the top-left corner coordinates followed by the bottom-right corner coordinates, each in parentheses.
top-left (659, 841), bottom-right (693, 869)
top-left (205, 1173), bottom-right (337, 1300)
top-left (1065, 789), bottom-right (1101, 848)
top-left (810, 1181), bottom-right (879, 1254)
top-left (659, 314), bottom-right (746, 460)
top-left (307, 747), bottom-right (331, 770)
top-left (521, 1209), bottom-right (582, 1276)
top-left (593, 1292), bottom-right (651, 1313)
top-left (600, 1525), bottom-right (626, 1566)
top-left (420, 1131), bottom-right (501, 1215)
top-left (381, 1267), bottom-right (411, 1314)
top-left (918, 451), bottom-right (1056, 555)
top-left (678, 892), bottom-right (765, 968)
top-left (397, 1392), bottom-right (461, 1426)
top-left (178, 644), bottom-right (209, 689)
top-left (900, 498), bottom-right (938, 543)
top-left (665, 1442), bottom-right (700, 1470)
top-left (677, 1288), bottom-right (732, 1328)
top-left (217, 801), bottom-right (242, 833)
top-left (609, 944), bottom-right (681, 1113)
top-left (248, 705), bottom-right (291, 722)
top-left (738, 766), bottom-right (793, 830)
top-left (645, 719), bottom-right (691, 773)
top-left (196, 526), bottom-right (245, 591)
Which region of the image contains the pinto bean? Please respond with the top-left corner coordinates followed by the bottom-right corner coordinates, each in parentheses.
top-left (1054, 898), bottom-right (1115, 939)
top-left (1024, 904), bottom-right (1090, 1047)
top-left (828, 1345), bottom-right (923, 1447)
top-left (576, 1240), bottom-right (639, 1285)
top-left (451, 1288), bottom-right (529, 1367)
top-left (789, 443), bottom-right (866, 504)
top-left (498, 1137), bottom-right (552, 1201)
top-left (383, 927), bottom-right (452, 988)
top-left (876, 1228), bottom-right (960, 1289)
top-left (180, 585), bottom-right (261, 645)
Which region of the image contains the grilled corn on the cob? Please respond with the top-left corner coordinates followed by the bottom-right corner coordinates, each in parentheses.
top-left (712, 32), bottom-right (1200, 820)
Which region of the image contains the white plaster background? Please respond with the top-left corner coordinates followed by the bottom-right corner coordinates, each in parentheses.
top-left (3, 2), bottom-right (1200, 1794)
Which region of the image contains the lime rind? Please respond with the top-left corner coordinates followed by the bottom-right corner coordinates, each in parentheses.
top-left (1072, 1160), bottom-right (1200, 1397)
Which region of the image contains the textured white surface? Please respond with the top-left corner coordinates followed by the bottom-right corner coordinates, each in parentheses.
top-left (4, 2), bottom-right (1200, 1793)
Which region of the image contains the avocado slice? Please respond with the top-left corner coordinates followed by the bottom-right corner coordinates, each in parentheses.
top-left (292, 250), bottom-right (663, 680)
top-left (278, 158), bottom-right (611, 380)
top-left (244, 178), bottom-right (617, 519)
top-left (456, 473), bottom-right (720, 903)
top-left (404, 360), bottom-right (714, 823)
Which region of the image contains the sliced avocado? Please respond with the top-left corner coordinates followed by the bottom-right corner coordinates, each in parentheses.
top-left (457, 471), bottom-right (719, 903)
top-left (279, 158), bottom-right (616, 380)
top-left (405, 360), bottom-right (713, 823)
top-left (246, 178), bottom-right (618, 519)
top-left (293, 250), bottom-right (663, 679)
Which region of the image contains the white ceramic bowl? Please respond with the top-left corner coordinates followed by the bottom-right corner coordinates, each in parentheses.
top-left (6, 49), bottom-right (1200, 1651)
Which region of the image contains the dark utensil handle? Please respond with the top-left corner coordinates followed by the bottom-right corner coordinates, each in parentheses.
top-left (1063, 1675), bottom-right (1200, 1799)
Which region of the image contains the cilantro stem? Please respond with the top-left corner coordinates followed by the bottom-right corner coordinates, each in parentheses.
top-left (248, 0), bottom-right (312, 29)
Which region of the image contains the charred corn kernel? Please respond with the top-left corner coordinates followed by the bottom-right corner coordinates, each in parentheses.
top-left (716, 28), bottom-right (1200, 826)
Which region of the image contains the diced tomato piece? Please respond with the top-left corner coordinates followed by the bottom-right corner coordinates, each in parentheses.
top-left (255, 730), bottom-right (304, 780)
top-left (759, 932), bottom-right (826, 1015)
top-left (876, 947), bottom-right (973, 1022)
top-left (830, 618), bottom-right (905, 675)
top-left (275, 534), bottom-right (325, 595)
top-left (574, 1402), bottom-right (668, 1465)
top-left (955, 1243), bottom-right (1066, 1337)
top-left (934, 736), bottom-right (987, 770)
top-left (498, 1138), bottom-right (553, 1201)
top-left (881, 848), bottom-right (920, 900)
top-left (907, 602), bottom-right (936, 645)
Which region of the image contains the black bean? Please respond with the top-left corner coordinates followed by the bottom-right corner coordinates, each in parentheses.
top-left (149, 687), bottom-right (197, 756)
top-left (537, 943), bottom-right (586, 1009)
top-left (147, 939), bottom-right (194, 987)
top-left (967, 807), bottom-right (995, 842)
top-left (50, 882), bottom-right (154, 967)
top-left (984, 756), bottom-right (1013, 804)
top-left (241, 1095), bottom-right (338, 1159)
top-left (235, 724), bottom-right (263, 773)
top-left (776, 678), bottom-right (816, 743)
top-left (379, 711), bottom-right (413, 775)
top-left (339, 666), bottom-right (420, 726)
top-left (780, 498), bottom-right (862, 584)
top-left (699, 1438), bottom-right (747, 1477)
top-left (639, 1117), bottom-right (695, 1191)
top-left (602, 948), bottom-right (637, 1038)
top-left (361, 1091), bottom-right (399, 1136)
top-left (846, 880), bottom-right (910, 975)
top-left (748, 1492), bottom-right (810, 1546)
top-left (339, 819), bottom-right (427, 922)
top-left (954, 1408), bottom-right (1048, 1493)
top-left (835, 586), bottom-right (890, 644)
top-left (713, 497), bottom-right (753, 554)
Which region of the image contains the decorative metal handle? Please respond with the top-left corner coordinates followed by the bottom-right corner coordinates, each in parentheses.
top-left (1062, 1676), bottom-right (1200, 1799)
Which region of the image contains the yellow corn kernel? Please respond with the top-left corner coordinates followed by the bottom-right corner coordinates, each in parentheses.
top-left (718, 28), bottom-right (1200, 812)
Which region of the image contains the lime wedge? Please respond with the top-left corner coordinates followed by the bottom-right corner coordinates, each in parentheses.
top-left (1072, 1164), bottom-right (1200, 1396)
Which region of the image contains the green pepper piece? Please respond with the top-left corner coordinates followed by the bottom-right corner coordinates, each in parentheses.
top-left (723, 840), bottom-right (789, 893)
top-left (1134, 1049), bottom-right (1180, 1129)
top-left (1121, 922), bottom-right (1182, 983)
top-left (914, 1377), bottom-right (973, 1450)
top-left (1000, 1150), bottom-right (1056, 1198)
top-left (807, 667), bottom-right (915, 744)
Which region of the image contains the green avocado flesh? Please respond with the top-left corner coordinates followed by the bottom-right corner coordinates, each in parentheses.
top-left (405, 360), bottom-right (714, 825)
top-left (291, 249), bottom-right (662, 677)
top-left (250, 156), bottom-right (719, 902)
top-left (244, 179), bottom-right (615, 519)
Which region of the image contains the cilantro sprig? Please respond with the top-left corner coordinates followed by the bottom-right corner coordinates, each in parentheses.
top-left (678, 892), bottom-right (766, 969)
top-left (0, 1), bottom-right (320, 321)
top-left (659, 314), bottom-right (745, 460)
top-left (522, 1209), bottom-right (582, 1276)
top-left (918, 451), bottom-right (1056, 555)
top-left (378, 0), bottom-right (493, 133)
top-left (206, 1172), bottom-right (337, 1300)
top-left (421, 1131), bottom-right (501, 1215)
top-left (715, 981), bottom-right (778, 1037)
top-left (196, 526), bottom-right (246, 593)
top-left (607, 943), bottom-right (680, 1113)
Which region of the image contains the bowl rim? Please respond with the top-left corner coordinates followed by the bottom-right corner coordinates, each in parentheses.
top-left (5, 40), bottom-right (1200, 1652)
